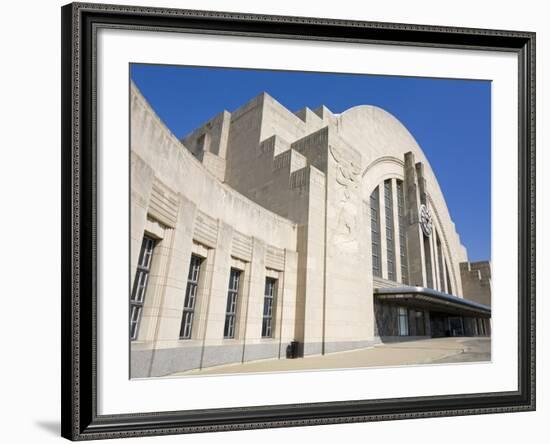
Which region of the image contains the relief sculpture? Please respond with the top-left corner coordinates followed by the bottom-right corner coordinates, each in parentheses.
top-left (329, 144), bottom-right (361, 251)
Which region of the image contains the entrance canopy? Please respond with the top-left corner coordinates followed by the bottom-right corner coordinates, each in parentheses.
top-left (374, 286), bottom-right (491, 318)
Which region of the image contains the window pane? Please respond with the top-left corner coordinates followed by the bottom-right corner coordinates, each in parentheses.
top-left (180, 311), bottom-right (194, 339)
top-left (396, 180), bottom-right (409, 285)
top-left (224, 314), bottom-right (235, 338)
top-left (384, 180), bottom-right (396, 281)
top-left (370, 187), bottom-right (381, 277)
top-left (130, 235), bottom-right (155, 341)
top-left (262, 278), bottom-right (277, 338)
top-left (136, 272), bottom-right (148, 303)
top-left (180, 254), bottom-right (203, 340)
top-left (224, 269), bottom-right (241, 338)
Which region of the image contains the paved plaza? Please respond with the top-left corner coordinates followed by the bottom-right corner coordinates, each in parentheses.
top-left (170, 337), bottom-right (491, 377)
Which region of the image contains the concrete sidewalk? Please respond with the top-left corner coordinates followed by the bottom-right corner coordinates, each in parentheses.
top-left (170, 337), bottom-right (491, 377)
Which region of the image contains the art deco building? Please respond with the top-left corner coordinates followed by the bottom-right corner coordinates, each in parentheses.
top-left (130, 82), bottom-right (492, 378)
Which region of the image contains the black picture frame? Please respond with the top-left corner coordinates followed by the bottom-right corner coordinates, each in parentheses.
top-left (61, 2), bottom-right (536, 440)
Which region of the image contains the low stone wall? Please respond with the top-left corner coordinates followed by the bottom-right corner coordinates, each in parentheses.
top-left (132, 342), bottom-right (285, 378)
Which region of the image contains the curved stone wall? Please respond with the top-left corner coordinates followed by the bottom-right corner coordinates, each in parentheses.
top-left (130, 84), bottom-right (300, 377)
top-left (337, 105), bottom-right (468, 295)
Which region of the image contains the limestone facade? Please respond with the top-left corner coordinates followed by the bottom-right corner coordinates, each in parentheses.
top-left (130, 83), bottom-right (492, 378)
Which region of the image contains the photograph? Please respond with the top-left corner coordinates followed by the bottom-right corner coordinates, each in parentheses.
top-left (1, 0), bottom-right (544, 440)
top-left (58, 1), bottom-right (536, 440)
top-left (129, 64), bottom-right (493, 379)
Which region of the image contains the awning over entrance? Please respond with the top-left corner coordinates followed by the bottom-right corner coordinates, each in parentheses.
top-left (374, 286), bottom-right (491, 318)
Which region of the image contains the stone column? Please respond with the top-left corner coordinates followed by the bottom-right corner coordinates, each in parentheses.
top-left (428, 231), bottom-right (438, 290)
top-left (323, 136), bottom-right (372, 353)
top-left (148, 195), bottom-right (197, 347)
top-left (138, 225), bottom-right (173, 344)
top-left (404, 152), bottom-right (427, 287)
top-left (242, 237), bottom-right (267, 362)
top-left (199, 221), bottom-right (234, 368)
top-left (192, 244), bottom-right (215, 341)
top-left (278, 249), bottom-right (298, 357)
top-left (130, 153), bottom-right (155, 286)
top-left (424, 310), bottom-right (432, 337)
top-left (416, 161), bottom-right (438, 289)
top-left (391, 178), bottom-right (402, 283)
top-left (432, 230), bottom-right (440, 291)
top-left (441, 254), bottom-right (449, 293)
top-left (301, 168), bottom-right (326, 356)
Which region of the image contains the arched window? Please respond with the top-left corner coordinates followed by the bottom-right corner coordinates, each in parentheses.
top-left (372, 179), bottom-right (411, 284)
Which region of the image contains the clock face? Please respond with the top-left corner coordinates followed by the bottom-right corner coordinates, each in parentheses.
top-left (419, 204), bottom-right (433, 237)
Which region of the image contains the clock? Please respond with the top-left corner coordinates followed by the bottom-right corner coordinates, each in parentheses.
top-left (419, 204), bottom-right (433, 237)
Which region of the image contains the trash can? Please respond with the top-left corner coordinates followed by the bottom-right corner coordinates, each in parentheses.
top-left (286, 340), bottom-right (299, 359)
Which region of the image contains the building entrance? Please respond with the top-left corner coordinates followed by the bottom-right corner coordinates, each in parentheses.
top-left (429, 312), bottom-right (465, 337)
top-left (448, 316), bottom-right (465, 337)
top-left (430, 313), bottom-right (448, 337)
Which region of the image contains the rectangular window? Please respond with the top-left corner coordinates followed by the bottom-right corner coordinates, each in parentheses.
top-left (384, 180), bottom-right (396, 281)
top-left (179, 254), bottom-right (202, 339)
top-left (224, 268), bottom-right (241, 339)
top-left (130, 236), bottom-right (155, 341)
top-left (370, 187), bottom-right (382, 277)
top-left (396, 180), bottom-right (409, 284)
top-left (398, 307), bottom-right (409, 336)
top-left (262, 278), bottom-right (277, 338)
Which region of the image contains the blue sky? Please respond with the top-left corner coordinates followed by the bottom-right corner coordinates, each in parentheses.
top-left (131, 64), bottom-right (491, 261)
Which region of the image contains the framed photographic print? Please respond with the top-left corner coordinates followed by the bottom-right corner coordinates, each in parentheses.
top-left (61, 2), bottom-right (536, 440)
